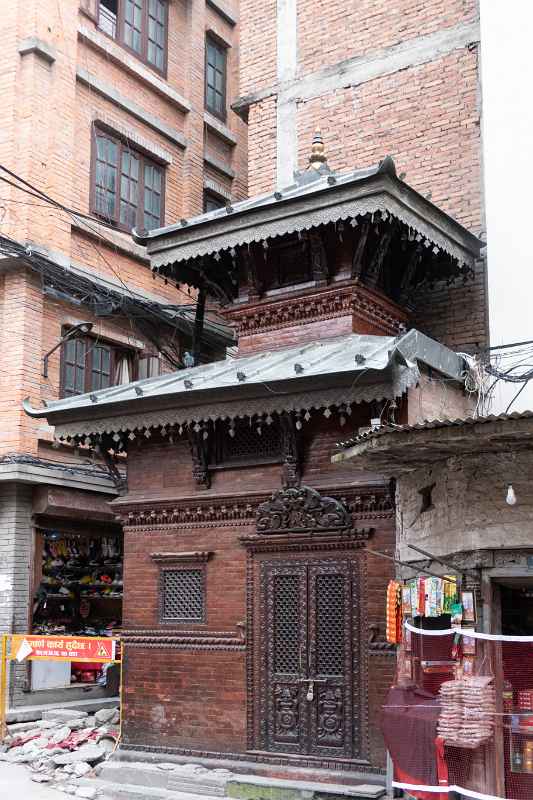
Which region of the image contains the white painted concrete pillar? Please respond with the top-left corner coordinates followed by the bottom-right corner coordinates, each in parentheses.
top-left (276, 0), bottom-right (298, 188)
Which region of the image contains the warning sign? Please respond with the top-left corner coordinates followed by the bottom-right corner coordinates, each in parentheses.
top-left (10, 635), bottom-right (117, 663)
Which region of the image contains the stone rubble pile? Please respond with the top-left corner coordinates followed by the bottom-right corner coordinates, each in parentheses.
top-left (0, 705), bottom-right (119, 798)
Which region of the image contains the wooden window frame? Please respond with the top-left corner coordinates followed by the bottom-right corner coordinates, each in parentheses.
top-left (59, 328), bottom-right (138, 398)
top-left (90, 126), bottom-right (166, 234)
top-left (205, 34), bottom-right (228, 121)
top-left (203, 190), bottom-right (227, 213)
top-left (96, 0), bottom-right (169, 77)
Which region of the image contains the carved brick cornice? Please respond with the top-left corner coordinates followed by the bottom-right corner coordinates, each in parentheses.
top-left (116, 486), bottom-right (394, 530)
top-left (224, 281), bottom-right (408, 337)
top-left (240, 532), bottom-right (372, 554)
top-left (122, 636), bottom-right (245, 651)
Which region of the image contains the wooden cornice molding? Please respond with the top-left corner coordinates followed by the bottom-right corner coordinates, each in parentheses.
top-left (225, 281), bottom-right (409, 337)
top-left (150, 551), bottom-right (213, 563)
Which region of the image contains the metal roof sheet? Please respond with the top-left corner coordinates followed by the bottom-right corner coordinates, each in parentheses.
top-left (337, 411), bottom-right (533, 451)
top-left (23, 330), bottom-right (468, 441)
top-left (133, 159), bottom-right (482, 269)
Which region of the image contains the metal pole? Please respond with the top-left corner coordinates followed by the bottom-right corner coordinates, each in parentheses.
top-left (366, 547), bottom-right (457, 583)
top-left (0, 635), bottom-right (8, 741)
top-left (118, 642), bottom-right (124, 747)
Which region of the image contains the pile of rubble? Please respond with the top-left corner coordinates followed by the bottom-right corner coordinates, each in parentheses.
top-left (0, 705), bottom-right (119, 798)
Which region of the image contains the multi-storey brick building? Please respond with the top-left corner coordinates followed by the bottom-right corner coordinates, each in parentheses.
top-left (0, 0), bottom-right (246, 705)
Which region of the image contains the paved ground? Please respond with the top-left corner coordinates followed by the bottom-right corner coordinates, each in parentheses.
top-left (0, 762), bottom-right (64, 799)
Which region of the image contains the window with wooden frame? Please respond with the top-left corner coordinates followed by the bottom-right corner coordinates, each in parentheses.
top-left (92, 128), bottom-right (165, 233)
top-left (60, 329), bottom-right (137, 398)
top-left (205, 36), bottom-right (227, 120)
top-left (138, 353), bottom-right (162, 380)
top-left (203, 190), bottom-right (226, 213)
top-left (97, 0), bottom-right (168, 75)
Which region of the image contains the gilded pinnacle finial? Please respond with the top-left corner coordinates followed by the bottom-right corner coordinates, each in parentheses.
top-left (308, 127), bottom-right (328, 170)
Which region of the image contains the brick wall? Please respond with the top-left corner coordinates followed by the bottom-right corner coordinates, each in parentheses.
top-left (239, 0), bottom-right (487, 351)
top-left (0, 0), bottom-right (248, 456)
top-left (119, 410), bottom-right (395, 768)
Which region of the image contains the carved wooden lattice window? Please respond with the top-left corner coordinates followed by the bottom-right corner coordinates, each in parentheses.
top-left (160, 567), bottom-right (205, 623)
top-left (211, 418), bottom-right (282, 467)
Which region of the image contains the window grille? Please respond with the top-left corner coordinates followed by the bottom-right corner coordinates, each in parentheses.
top-left (212, 418), bottom-right (283, 466)
top-left (161, 568), bottom-right (205, 623)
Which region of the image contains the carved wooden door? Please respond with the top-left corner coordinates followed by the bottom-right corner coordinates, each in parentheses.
top-left (261, 558), bottom-right (354, 758)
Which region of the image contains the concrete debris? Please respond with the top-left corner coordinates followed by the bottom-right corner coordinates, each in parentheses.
top-left (94, 709), bottom-right (115, 725)
top-left (51, 726), bottom-right (72, 744)
top-left (2, 701), bottom-right (118, 796)
top-left (53, 745), bottom-right (106, 766)
top-left (42, 709), bottom-right (88, 723)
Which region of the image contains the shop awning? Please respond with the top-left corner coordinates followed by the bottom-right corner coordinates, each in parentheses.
top-left (333, 411), bottom-right (533, 473)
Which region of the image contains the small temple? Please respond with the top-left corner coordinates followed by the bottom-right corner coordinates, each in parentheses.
top-left (25, 132), bottom-right (482, 779)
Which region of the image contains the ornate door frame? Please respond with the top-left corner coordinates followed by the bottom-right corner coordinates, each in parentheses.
top-left (241, 485), bottom-right (373, 767)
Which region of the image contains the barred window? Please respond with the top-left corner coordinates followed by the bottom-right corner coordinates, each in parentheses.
top-left (161, 568), bottom-right (205, 623)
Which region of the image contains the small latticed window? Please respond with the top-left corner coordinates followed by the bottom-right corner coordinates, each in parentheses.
top-left (161, 568), bottom-right (205, 623)
top-left (212, 418), bottom-right (283, 467)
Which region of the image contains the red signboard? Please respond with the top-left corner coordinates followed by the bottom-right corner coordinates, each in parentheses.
top-left (10, 635), bottom-right (117, 663)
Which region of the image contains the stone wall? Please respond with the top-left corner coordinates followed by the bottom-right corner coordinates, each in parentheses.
top-left (396, 450), bottom-right (533, 561)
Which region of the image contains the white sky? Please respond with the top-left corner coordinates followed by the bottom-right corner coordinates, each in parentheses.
top-left (480, 1), bottom-right (533, 412)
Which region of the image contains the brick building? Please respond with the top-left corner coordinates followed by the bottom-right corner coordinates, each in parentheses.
top-left (236, 0), bottom-right (486, 355)
top-left (28, 136), bottom-right (483, 784)
top-left (0, 0), bottom-right (246, 704)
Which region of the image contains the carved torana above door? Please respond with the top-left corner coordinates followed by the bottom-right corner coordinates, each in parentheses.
top-left (256, 486), bottom-right (352, 535)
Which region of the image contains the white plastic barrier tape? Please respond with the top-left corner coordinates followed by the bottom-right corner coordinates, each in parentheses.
top-left (393, 781), bottom-right (519, 800)
top-left (405, 621), bottom-right (533, 642)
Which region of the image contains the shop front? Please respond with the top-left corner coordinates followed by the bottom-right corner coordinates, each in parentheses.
top-left (333, 411), bottom-right (533, 800)
top-left (19, 486), bottom-right (123, 704)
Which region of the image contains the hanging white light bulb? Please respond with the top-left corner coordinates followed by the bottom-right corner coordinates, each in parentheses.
top-left (506, 485), bottom-right (517, 506)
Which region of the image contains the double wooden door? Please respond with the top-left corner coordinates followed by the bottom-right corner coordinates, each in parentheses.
top-left (260, 557), bottom-right (358, 758)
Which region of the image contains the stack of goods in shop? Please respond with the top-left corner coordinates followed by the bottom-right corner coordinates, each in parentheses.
top-left (386, 576), bottom-right (459, 645)
top-left (402, 576), bottom-right (459, 619)
top-left (437, 675), bottom-right (496, 748)
top-left (33, 534), bottom-right (123, 639)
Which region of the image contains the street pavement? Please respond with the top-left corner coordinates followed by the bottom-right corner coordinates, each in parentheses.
top-left (0, 761), bottom-right (66, 798)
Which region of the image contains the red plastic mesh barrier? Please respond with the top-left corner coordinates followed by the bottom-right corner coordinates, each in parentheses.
top-left (382, 626), bottom-right (533, 800)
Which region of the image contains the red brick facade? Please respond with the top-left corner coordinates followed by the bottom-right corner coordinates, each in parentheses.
top-left (0, 0), bottom-right (247, 459)
top-left (237, 0), bottom-right (486, 353)
top-left (116, 418), bottom-right (397, 773)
